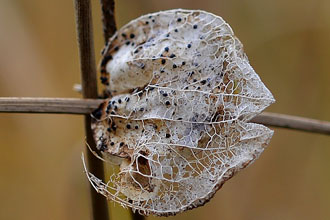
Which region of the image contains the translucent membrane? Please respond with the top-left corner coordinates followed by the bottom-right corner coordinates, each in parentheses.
top-left (88, 9), bottom-right (275, 216)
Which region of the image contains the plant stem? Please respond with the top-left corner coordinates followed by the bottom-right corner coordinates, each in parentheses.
top-left (0, 97), bottom-right (102, 114)
top-left (1, 97), bottom-right (330, 135)
top-left (99, 0), bottom-right (117, 42)
top-left (251, 112), bottom-right (330, 135)
top-left (98, 1), bottom-right (145, 219)
top-left (73, 0), bottom-right (110, 219)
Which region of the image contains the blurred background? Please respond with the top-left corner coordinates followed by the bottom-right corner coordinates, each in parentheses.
top-left (0, 0), bottom-right (329, 219)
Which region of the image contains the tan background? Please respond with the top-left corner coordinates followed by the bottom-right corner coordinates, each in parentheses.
top-left (0, 0), bottom-right (330, 219)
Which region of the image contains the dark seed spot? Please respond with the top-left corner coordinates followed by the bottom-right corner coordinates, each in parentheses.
top-left (125, 41), bottom-right (130, 45)
top-left (145, 21), bottom-right (149, 24)
top-left (165, 101), bottom-right (171, 105)
top-left (193, 24), bottom-right (198, 29)
top-left (101, 55), bottom-right (112, 66)
top-left (139, 108), bottom-right (144, 111)
top-left (107, 127), bottom-right (111, 132)
top-left (162, 93), bottom-right (168, 97)
top-left (130, 33), bottom-right (135, 39)
top-left (114, 46), bottom-right (119, 51)
top-left (121, 33), bottom-right (127, 38)
top-left (166, 33), bottom-right (170, 37)
top-left (110, 142), bottom-right (115, 146)
top-left (173, 64), bottom-right (177, 68)
top-left (165, 133), bottom-right (171, 138)
top-left (187, 44), bottom-right (192, 48)
top-left (118, 99), bottom-right (122, 104)
top-left (120, 142), bottom-right (124, 147)
top-left (177, 18), bottom-right (182, 22)
top-left (201, 80), bottom-right (207, 85)
top-left (125, 97), bottom-right (130, 102)
top-left (100, 76), bottom-right (107, 84)
top-left (169, 54), bottom-right (176, 58)
top-left (161, 59), bottom-right (166, 65)
top-left (174, 29), bottom-right (178, 32)
top-left (164, 47), bottom-right (169, 52)
top-left (126, 124), bottom-right (131, 129)
top-left (91, 109), bottom-right (102, 120)
top-left (152, 19), bottom-right (155, 22)
top-left (135, 125), bottom-right (139, 129)
top-left (182, 61), bottom-right (186, 65)
top-left (100, 144), bottom-right (107, 151)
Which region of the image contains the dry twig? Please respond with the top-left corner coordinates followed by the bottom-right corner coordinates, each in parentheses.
top-left (251, 112), bottom-right (330, 135)
top-left (73, 0), bottom-right (110, 219)
top-left (99, 0), bottom-right (117, 42)
top-left (1, 97), bottom-right (329, 135)
top-left (94, 0), bottom-right (145, 218)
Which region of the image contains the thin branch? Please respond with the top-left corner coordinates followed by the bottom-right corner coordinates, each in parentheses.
top-left (130, 210), bottom-right (146, 220)
top-left (99, 0), bottom-right (117, 42)
top-left (251, 112), bottom-right (330, 135)
top-left (73, 0), bottom-right (110, 220)
top-left (98, 1), bottom-right (145, 218)
top-left (0, 97), bottom-right (102, 114)
top-left (1, 97), bottom-right (330, 135)
top-left (74, 0), bottom-right (98, 99)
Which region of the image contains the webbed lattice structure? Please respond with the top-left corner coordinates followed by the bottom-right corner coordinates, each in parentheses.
top-left (86, 9), bottom-right (275, 216)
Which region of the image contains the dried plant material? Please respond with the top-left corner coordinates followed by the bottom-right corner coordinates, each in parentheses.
top-left (87, 9), bottom-right (275, 216)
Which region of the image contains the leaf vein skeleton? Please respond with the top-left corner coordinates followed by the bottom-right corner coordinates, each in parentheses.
top-left (86, 9), bottom-right (275, 216)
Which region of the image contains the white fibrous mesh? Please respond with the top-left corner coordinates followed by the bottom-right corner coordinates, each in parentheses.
top-left (88, 9), bottom-right (275, 216)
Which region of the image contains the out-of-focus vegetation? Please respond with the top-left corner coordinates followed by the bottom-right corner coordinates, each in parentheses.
top-left (0, 0), bottom-right (329, 219)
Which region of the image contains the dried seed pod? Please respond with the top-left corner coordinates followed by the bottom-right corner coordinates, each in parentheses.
top-left (87, 9), bottom-right (275, 216)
